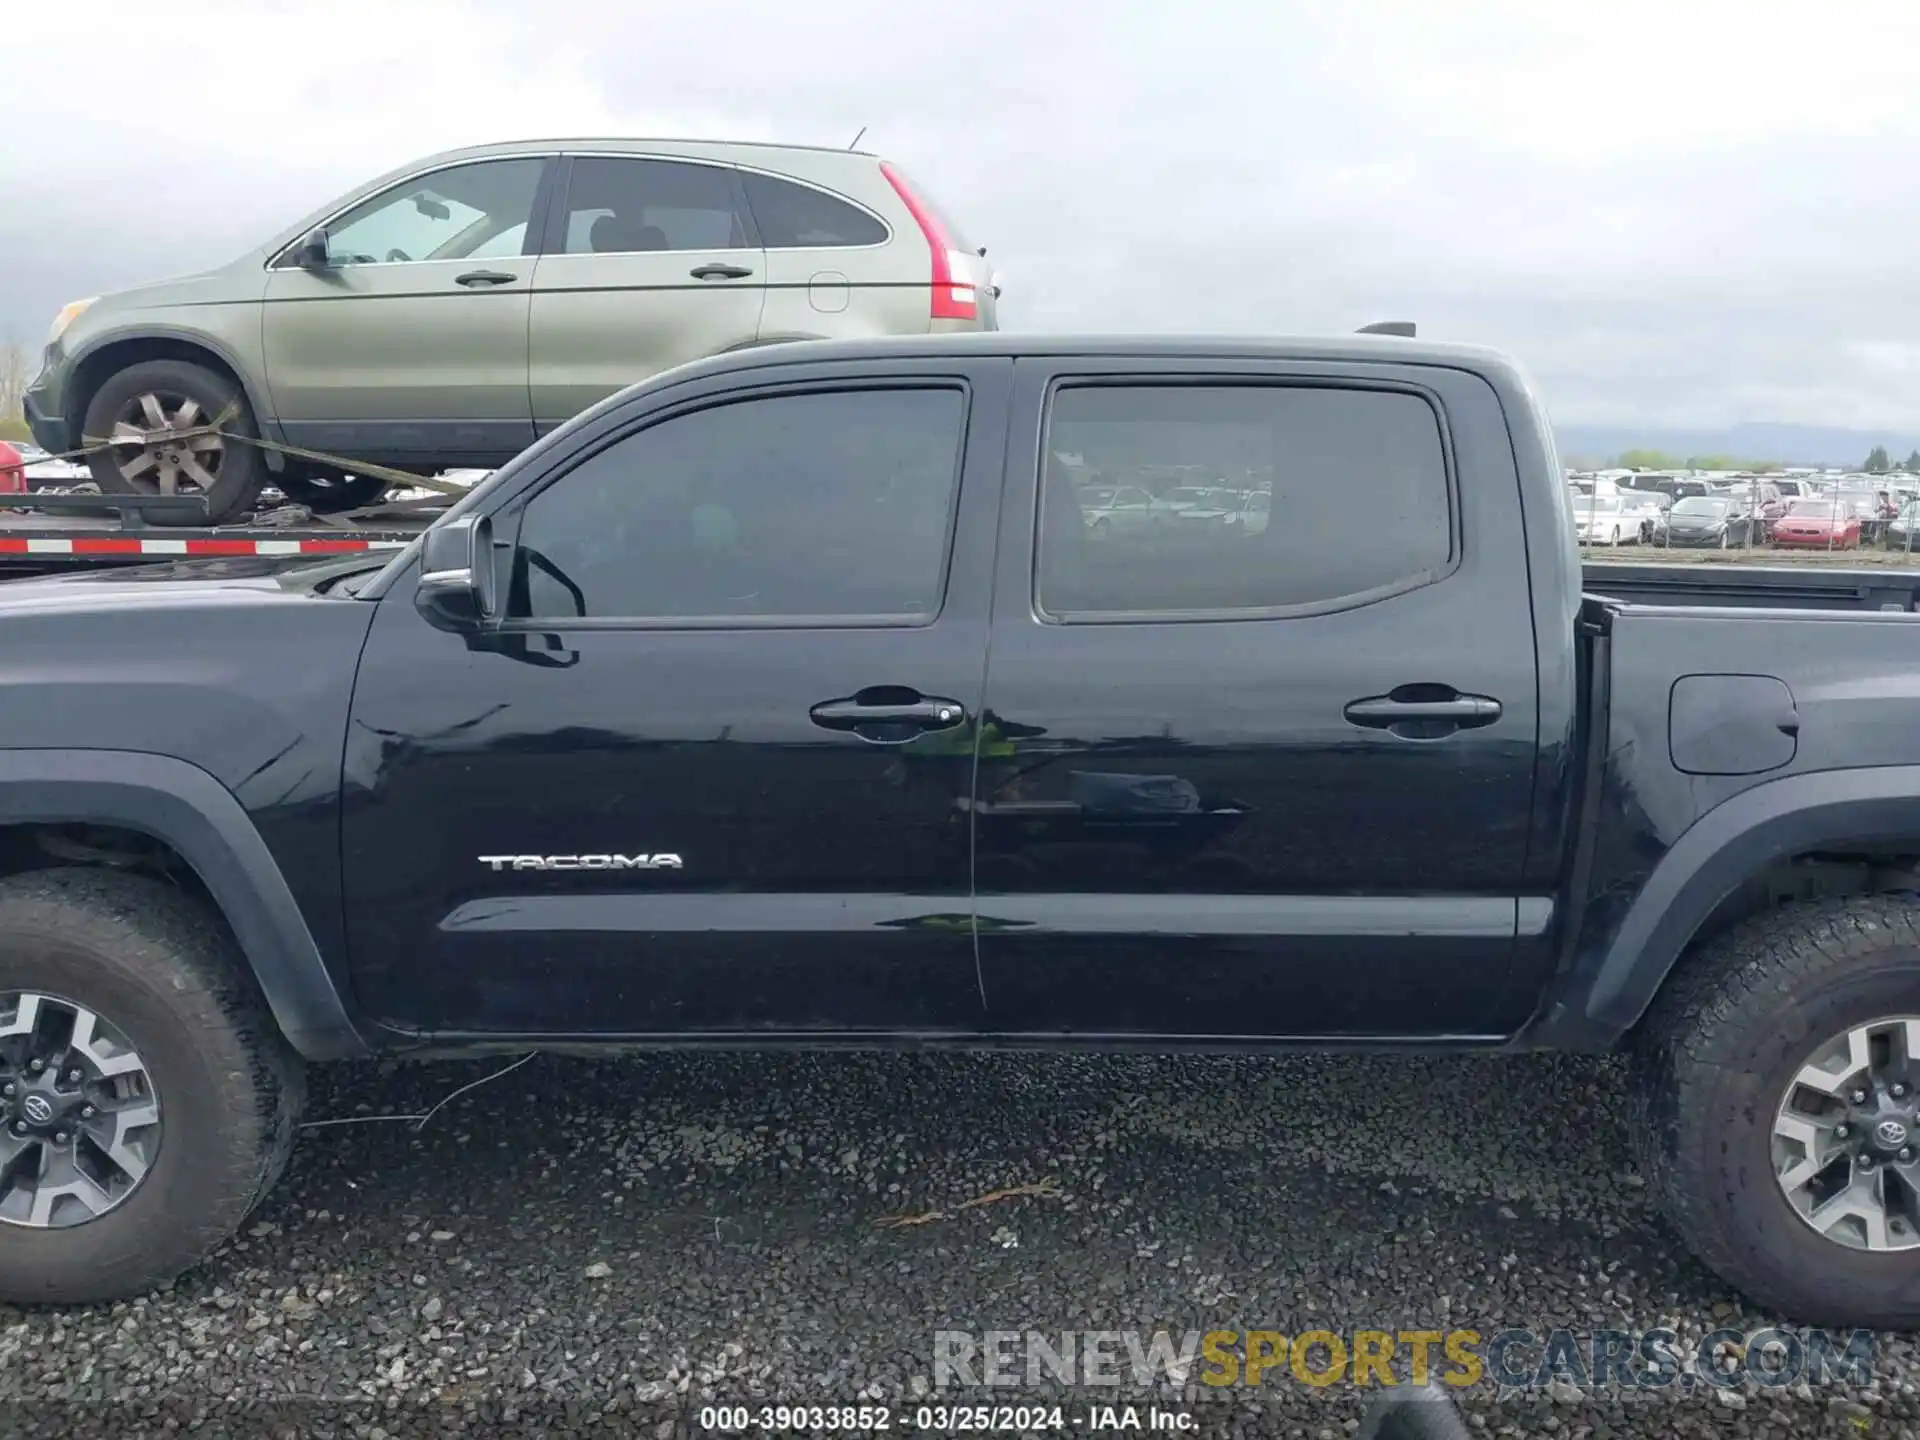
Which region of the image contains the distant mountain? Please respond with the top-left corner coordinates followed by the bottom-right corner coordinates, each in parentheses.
top-left (1555, 422), bottom-right (1920, 469)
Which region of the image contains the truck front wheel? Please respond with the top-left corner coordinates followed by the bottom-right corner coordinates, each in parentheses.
top-left (1634, 895), bottom-right (1920, 1326)
top-left (0, 869), bottom-right (303, 1304)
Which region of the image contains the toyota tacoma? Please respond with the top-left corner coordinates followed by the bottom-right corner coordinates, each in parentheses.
top-left (3, 333), bottom-right (1920, 1328)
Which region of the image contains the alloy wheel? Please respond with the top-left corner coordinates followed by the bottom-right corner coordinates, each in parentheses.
top-left (1773, 1016), bottom-right (1920, 1252)
top-left (105, 391), bottom-right (226, 495)
top-left (0, 991), bottom-right (162, 1229)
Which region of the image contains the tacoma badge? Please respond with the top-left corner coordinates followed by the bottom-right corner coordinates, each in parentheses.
top-left (477, 854), bottom-right (683, 872)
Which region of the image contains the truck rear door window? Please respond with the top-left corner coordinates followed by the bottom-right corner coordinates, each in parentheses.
top-left (1036, 383), bottom-right (1454, 619)
top-left (509, 387), bottom-right (967, 623)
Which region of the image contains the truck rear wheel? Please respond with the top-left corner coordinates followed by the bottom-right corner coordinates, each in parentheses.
top-left (1633, 894), bottom-right (1920, 1326)
top-left (81, 359), bottom-right (267, 525)
top-left (0, 868), bottom-right (303, 1304)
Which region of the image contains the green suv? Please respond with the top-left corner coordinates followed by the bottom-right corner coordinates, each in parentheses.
top-left (24, 138), bottom-right (998, 522)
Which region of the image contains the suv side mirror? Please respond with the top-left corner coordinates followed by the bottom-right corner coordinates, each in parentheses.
top-left (290, 228), bottom-right (332, 271)
top-left (415, 515), bottom-right (496, 632)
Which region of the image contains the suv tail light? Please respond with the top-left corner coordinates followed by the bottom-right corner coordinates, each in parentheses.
top-left (880, 162), bottom-right (976, 321)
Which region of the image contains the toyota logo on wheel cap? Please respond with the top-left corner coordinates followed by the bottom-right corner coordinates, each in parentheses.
top-left (1877, 1118), bottom-right (1910, 1149)
top-left (20, 1094), bottom-right (53, 1125)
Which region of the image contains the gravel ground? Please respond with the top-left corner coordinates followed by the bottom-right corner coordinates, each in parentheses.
top-left (2, 1050), bottom-right (1917, 1438)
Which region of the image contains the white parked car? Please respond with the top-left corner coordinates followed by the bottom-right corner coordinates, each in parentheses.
top-left (1573, 494), bottom-right (1630, 545)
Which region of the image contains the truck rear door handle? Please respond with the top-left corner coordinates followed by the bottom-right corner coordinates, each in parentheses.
top-left (690, 263), bottom-right (754, 280)
top-left (455, 270), bottom-right (519, 287)
top-left (1343, 689), bottom-right (1503, 736)
top-left (810, 690), bottom-right (966, 743)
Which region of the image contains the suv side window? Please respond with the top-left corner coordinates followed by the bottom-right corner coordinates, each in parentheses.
top-left (510, 387), bottom-right (968, 623)
top-left (322, 159), bottom-right (545, 266)
top-left (558, 158), bottom-right (754, 254)
top-left (1037, 383), bottom-right (1452, 618)
top-left (741, 172), bottom-right (888, 248)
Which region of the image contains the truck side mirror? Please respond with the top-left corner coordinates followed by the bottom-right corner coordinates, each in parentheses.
top-left (290, 228), bottom-right (333, 271)
top-left (415, 515), bottom-right (496, 632)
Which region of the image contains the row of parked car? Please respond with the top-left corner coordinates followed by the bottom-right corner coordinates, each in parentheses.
top-left (1569, 473), bottom-right (1920, 551)
top-left (1074, 480), bottom-right (1273, 536)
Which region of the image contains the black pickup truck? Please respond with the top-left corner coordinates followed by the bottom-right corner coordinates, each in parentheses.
top-left (5, 334), bottom-right (1920, 1328)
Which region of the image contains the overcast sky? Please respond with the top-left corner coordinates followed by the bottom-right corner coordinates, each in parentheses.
top-left (6, 0), bottom-right (1920, 431)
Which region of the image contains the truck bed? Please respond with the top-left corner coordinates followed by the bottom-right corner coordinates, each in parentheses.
top-left (1583, 558), bottom-right (1920, 612)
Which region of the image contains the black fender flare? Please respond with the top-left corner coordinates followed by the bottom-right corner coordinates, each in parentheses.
top-left (0, 749), bottom-right (368, 1061)
top-left (1542, 764), bottom-right (1920, 1047)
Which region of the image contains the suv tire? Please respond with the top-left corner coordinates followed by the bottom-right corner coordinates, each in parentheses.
top-left (1633, 894), bottom-right (1920, 1326)
top-left (274, 466), bottom-right (392, 514)
top-left (0, 868), bottom-right (304, 1305)
top-left (81, 359), bottom-right (267, 525)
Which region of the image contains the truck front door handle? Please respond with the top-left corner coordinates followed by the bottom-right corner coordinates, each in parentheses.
top-left (1344, 690), bottom-right (1503, 736)
top-left (810, 692), bottom-right (966, 743)
top-left (690, 263), bottom-right (754, 281)
top-left (455, 270), bottom-right (519, 287)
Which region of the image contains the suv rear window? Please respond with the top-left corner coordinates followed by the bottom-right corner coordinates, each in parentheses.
top-left (1037, 383), bottom-right (1453, 618)
top-left (742, 173), bottom-right (887, 248)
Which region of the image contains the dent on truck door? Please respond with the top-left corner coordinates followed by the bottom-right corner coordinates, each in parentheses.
top-left (973, 362), bottom-right (1540, 1038)
top-left (340, 360), bottom-right (1009, 1036)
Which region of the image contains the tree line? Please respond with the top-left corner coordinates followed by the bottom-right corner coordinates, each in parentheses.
top-left (1859, 446), bottom-right (1920, 474)
top-left (1590, 445), bottom-right (1920, 475)
top-left (0, 340), bottom-right (28, 445)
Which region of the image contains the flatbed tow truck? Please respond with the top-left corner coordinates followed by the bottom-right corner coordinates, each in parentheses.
top-left (0, 466), bottom-right (460, 577)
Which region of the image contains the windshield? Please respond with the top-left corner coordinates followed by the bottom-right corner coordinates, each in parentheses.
top-left (1165, 488), bottom-right (1211, 505)
top-left (1672, 498), bottom-right (1732, 516)
top-left (1574, 497), bottom-right (1621, 514)
top-left (1786, 500), bottom-right (1845, 517)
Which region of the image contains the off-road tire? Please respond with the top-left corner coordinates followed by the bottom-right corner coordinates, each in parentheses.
top-left (81, 359), bottom-right (267, 525)
top-left (0, 868), bottom-right (304, 1304)
top-left (1632, 894), bottom-right (1920, 1326)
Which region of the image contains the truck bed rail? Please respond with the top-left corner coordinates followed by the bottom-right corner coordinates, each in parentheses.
top-left (1583, 559), bottom-right (1920, 612)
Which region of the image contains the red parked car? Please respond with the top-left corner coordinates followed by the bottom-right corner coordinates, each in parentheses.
top-left (0, 443), bottom-right (24, 499)
top-left (1770, 498), bottom-right (1863, 549)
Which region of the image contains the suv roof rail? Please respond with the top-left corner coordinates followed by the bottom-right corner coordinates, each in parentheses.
top-left (1357, 321), bottom-right (1417, 337)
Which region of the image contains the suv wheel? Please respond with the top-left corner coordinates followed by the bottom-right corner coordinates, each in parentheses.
top-left (0, 868), bottom-right (303, 1305)
top-left (81, 359), bottom-right (267, 525)
top-left (273, 466), bottom-right (392, 514)
top-left (1634, 894), bottom-right (1920, 1326)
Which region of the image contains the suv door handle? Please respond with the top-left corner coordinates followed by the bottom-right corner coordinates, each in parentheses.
top-left (690, 263), bottom-right (754, 280)
top-left (455, 270), bottom-right (519, 287)
top-left (1343, 688), bottom-right (1503, 736)
top-left (810, 691), bottom-right (966, 743)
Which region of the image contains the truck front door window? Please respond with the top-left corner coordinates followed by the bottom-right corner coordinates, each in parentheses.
top-left (509, 387), bottom-right (968, 622)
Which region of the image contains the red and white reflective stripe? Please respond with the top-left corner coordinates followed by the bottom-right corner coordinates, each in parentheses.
top-left (0, 537), bottom-right (411, 557)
